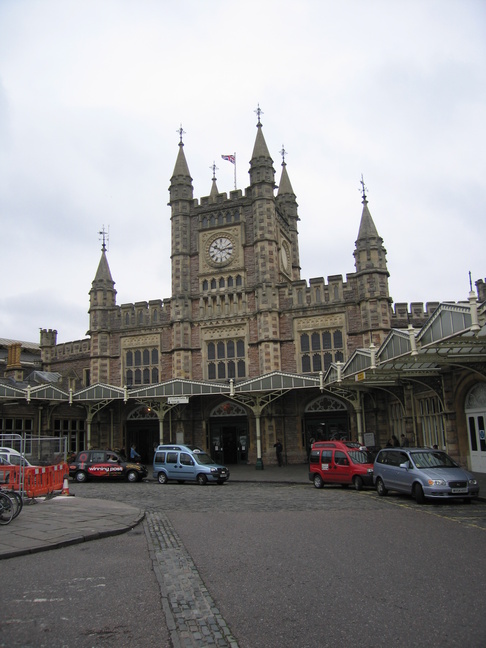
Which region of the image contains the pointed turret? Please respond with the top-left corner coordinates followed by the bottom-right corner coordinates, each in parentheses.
top-left (170, 127), bottom-right (193, 298)
top-left (276, 150), bottom-right (301, 281)
top-left (249, 105), bottom-right (275, 189)
top-left (88, 238), bottom-right (117, 335)
top-left (353, 177), bottom-right (391, 346)
top-left (209, 162), bottom-right (219, 198)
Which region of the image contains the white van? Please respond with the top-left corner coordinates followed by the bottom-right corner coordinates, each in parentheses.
top-left (153, 445), bottom-right (230, 485)
top-left (0, 447), bottom-right (34, 467)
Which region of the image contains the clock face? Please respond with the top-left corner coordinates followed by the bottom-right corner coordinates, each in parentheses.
top-left (208, 236), bottom-right (234, 264)
top-left (280, 241), bottom-right (290, 272)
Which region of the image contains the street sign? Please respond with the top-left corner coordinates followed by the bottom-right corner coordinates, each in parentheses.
top-left (168, 396), bottom-right (189, 404)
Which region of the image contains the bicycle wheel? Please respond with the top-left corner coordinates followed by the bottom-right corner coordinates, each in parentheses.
top-left (0, 492), bottom-right (14, 525)
top-left (1, 490), bottom-right (22, 519)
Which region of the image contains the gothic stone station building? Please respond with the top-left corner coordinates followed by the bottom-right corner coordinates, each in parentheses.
top-left (1, 117), bottom-right (486, 472)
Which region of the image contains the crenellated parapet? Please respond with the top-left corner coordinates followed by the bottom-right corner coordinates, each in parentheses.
top-left (289, 275), bottom-right (351, 308)
top-left (119, 299), bottom-right (169, 329)
top-left (391, 301), bottom-right (440, 328)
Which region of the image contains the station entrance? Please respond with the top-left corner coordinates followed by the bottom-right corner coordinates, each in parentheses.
top-left (209, 401), bottom-right (249, 464)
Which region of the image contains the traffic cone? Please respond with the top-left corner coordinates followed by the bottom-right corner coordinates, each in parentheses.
top-left (61, 474), bottom-right (70, 496)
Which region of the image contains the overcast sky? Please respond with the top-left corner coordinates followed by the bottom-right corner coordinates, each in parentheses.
top-left (1, 0), bottom-right (485, 344)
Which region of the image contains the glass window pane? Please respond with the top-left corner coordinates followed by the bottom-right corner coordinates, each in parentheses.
top-left (152, 349), bottom-right (158, 364)
top-left (300, 334), bottom-right (309, 352)
top-left (228, 360), bottom-right (236, 378)
top-left (208, 342), bottom-right (215, 360)
top-left (217, 342), bottom-right (226, 359)
top-left (333, 330), bottom-right (343, 348)
top-left (126, 351), bottom-right (133, 367)
top-left (218, 361), bottom-right (226, 379)
top-left (236, 340), bottom-right (245, 357)
top-left (324, 352), bottom-right (332, 370)
top-left (152, 368), bottom-right (159, 383)
top-left (311, 333), bottom-right (321, 351)
top-left (134, 350), bottom-right (141, 366)
top-left (143, 349), bottom-right (150, 365)
top-left (322, 332), bottom-right (331, 349)
top-left (227, 341), bottom-right (235, 358)
top-left (312, 354), bottom-right (322, 371)
top-left (208, 362), bottom-right (216, 379)
top-left (237, 360), bottom-right (245, 378)
top-left (143, 368), bottom-right (150, 384)
top-left (302, 355), bottom-right (311, 373)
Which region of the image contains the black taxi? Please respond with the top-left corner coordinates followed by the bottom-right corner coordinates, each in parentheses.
top-left (69, 449), bottom-right (148, 483)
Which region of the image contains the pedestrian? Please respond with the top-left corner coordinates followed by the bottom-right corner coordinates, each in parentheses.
top-left (274, 440), bottom-right (283, 467)
top-left (400, 434), bottom-right (410, 447)
top-left (385, 439), bottom-right (393, 448)
top-left (392, 435), bottom-right (400, 447)
top-left (130, 444), bottom-right (141, 461)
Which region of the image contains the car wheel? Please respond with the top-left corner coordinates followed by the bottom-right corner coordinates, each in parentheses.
top-left (313, 474), bottom-right (324, 489)
top-left (75, 471), bottom-right (88, 483)
top-left (413, 483), bottom-right (425, 504)
top-left (197, 474), bottom-right (208, 486)
top-left (177, 480), bottom-right (185, 484)
top-left (353, 476), bottom-right (364, 491)
top-left (376, 478), bottom-right (387, 496)
top-left (127, 470), bottom-right (139, 483)
top-left (158, 472), bottom-right (168, 484)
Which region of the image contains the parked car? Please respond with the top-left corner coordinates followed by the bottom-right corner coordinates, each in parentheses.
top-left (373, 447), bottom-right (480, 504)
top-left (153, 444), bottom-right (230, 485)
top-left (308, 440), bottom-right (374, 490)
top-left (0, 447), bottom-right (35, 467)
top-left (69, 449), bottom-right (148, 483)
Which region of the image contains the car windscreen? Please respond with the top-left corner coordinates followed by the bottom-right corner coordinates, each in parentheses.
top-left (348, 450), bottom-right (372, 465)
top-left (193, 452), bottom-right (216, 465)
top-left (411, 451), bottom-right (458, 469)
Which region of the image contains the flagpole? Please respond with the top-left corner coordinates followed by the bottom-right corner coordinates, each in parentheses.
top-left (234, 152), bottom-right (237, 190)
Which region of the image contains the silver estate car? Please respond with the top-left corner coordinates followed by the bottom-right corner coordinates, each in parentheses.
top-left (373, 447), bottom-right (479, 504)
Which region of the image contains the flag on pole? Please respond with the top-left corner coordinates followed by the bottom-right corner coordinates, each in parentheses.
top-left (221, 154), bottom-right (235, 164)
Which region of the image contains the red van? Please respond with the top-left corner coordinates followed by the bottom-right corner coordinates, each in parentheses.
top-left (308, 441), bottom-right (374, 490)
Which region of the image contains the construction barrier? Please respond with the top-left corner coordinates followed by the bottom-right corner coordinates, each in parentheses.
top-left (0, 463), bottom-right (68, 498)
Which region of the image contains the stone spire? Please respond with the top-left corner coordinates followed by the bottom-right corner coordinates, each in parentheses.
top-left (209, 161), bottom-right (219, 198)
top-left (249, 105), bottom-right (275, 188)
top-left (169, 125), bottom-right (193, 204)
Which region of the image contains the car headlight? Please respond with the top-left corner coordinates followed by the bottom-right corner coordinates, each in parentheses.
top-left (367, 468), bottom-right (373, 474)
top-left (427, 479), bottom-right (447, 486)
top-left (210, 468), bottom-right (217, 473)
top-left (469, 479), bottom-right (478, 486)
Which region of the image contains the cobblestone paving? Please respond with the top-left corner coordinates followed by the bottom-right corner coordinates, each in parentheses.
top-left (144, 510), bottom-right (240, 648)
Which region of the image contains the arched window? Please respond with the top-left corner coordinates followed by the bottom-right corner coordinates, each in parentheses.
top-left (322, 331), bottom-right (332, 349)
top-left (143, 368), bottom-right (150, 384)
top-left (334, 330), bottom-right (343, 348)
top-left (126, 369), bottom-right (133, 386)
top-left (237, 360), bottom-right (245, 377)
top-left (300, 334), bottom-right (309, 352)
top-left (152, 367), bottom-right (159, 383)
top-left (226, 212), bottom-right (232, 223)
top-left (324, 352), bottom-right (333, 371)
top-left (227, 360), bottom-right (236, 378)
top-left (134, 369), bottom-right (142, 385)
top-left (311, 332), bottom-right (321, 351)
top-left (151, 349), bottom-right (158, 364)
top-left (236, 340), bottom-right (245, 357)
top-left (219, 277), bottom-right (225, 288)
top-left (218, 361), bottom-right (226, 379)
top-left (227, 276), bottom-right (234, 287)
top-left (208, 342), bottom-right (215, 360)
top-left (126, 351), bottom-right (133, 367)
top-left (236, 275), bottom-right (242, 287)
top-left (312, 353), bottom-right (322, 372)
top-left (202, 216), bottom-right (208, 227)
top-left (302, 355), bottom-right (311, 373)
top-left (210, 215), bottom-right (216, 227)
top-left (202, 280), bottom-right (208, 291)
top-left (217, 341), bottom-right (225, 359)
top-left (138, 310), bottom-right (143, 324)
top-left (208, 362), bottom-right (216, 379)
top-left (134, 350), bottom-right (142, 366)
top-left (143, 349), bottom-right (150, 365)
top-left (227, 340), bottom-right (235, 358)
top-left (125, 313), bottom-right (130, 325)
top-left (211, 279), bottom-right (216, 290)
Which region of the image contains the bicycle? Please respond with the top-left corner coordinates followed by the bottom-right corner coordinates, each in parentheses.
top-left (0, 491), bottom-right (14, 525)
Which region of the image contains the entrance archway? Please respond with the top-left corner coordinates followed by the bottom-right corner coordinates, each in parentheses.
top-left (304, 394), bottom-right (349, 459)
top-left (126, 405), bottom-right (159, 464)
top-left (465, 383), bottom-right (486, 473)
top-left (209, 401), bottom-right (248, 464)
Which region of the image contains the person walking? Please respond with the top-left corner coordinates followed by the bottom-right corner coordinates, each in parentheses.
top-left (130, 444), bottom-right (141, 461)
top-left (274, 440), bottom-right (283, 467)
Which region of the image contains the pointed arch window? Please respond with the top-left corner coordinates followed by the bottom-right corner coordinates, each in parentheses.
top-left (299, 328), bottom-right (346, 374)
top-left (206, 339), bottom-right (246, 380)
top-left (202, 280), bottom-right (208, 291)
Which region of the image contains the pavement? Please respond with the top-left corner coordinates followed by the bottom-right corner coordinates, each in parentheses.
top-left (1, 463), bottom-right (485, 561)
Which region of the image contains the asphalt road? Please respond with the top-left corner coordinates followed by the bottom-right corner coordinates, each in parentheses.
top-left (2, 480), bottom-right (486, 648)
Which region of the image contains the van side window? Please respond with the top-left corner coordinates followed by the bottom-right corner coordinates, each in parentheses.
top-left (155, 452), bottom-right (166, 463)
top-left (180, 453), bottom-right (194, 466)
top-left (309, 450), bottom-right (320, 464)
top-left (166, 452), bottom-right (178, 464)
top-left (321, 450), bottom-right (332, 464)
top-left (334, 451), bottom-right (347, 465)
